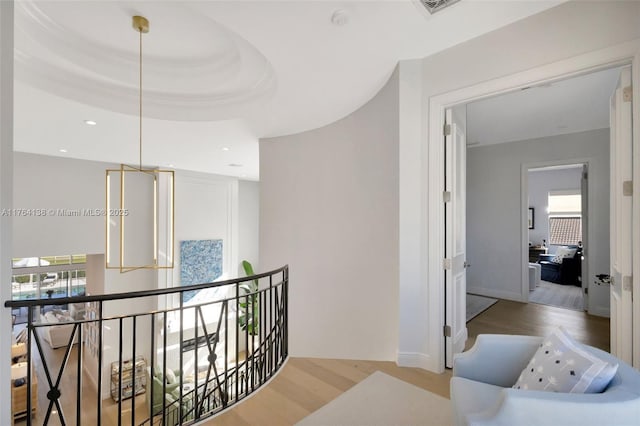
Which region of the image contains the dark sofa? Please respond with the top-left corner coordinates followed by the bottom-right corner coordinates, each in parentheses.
top-left (538, 246), bottom-right (582, 286)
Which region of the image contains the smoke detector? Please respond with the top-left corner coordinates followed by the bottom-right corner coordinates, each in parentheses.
top-left (420, 0), bottom-right (461, 14)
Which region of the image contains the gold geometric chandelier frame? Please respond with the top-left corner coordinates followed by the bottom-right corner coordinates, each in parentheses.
top-left (105, 16), bottom-right (175, 272)
top-left (105, 165), bottom-right (174, 272)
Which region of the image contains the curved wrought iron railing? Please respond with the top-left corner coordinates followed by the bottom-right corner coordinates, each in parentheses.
top-left (4, 265), bottom-right (288, 425)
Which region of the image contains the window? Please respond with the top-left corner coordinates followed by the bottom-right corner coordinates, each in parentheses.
top-left (11, 255), bottom-right (86, 325)
top-left (548, 190), bottom-right (582, 245)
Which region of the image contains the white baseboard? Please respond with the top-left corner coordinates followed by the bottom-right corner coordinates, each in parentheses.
top-left (589, 305), bottom-right (611, 318)
top-left (467, 286), bottom-right (523, 302)
top-left (396, 352), bottom-right (440, 373)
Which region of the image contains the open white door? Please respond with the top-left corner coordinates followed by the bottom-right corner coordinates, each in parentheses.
top-left (444, 108), bottom-right (468, 368)
top-left (610, 66), bottom-right (633, 364)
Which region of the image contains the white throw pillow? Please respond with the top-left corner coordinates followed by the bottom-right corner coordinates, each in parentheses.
top-left (44, 311), bottom-right (59, 324)
top-left (513, 326), bottom-right (618, 393)
top-left (551, 247), bottom-right (577, 264)
top-left (165, 368), bottom-right (177, 384)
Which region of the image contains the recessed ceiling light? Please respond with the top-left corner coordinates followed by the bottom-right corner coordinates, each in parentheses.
top-left (168, 164), bottom-right (175, 168)
top-left (222, 147), bottom-right (230, 152)
top-left (228, 163), bottom-right (243, 168)
top-left (84, 120), bottom-right (97, 126)
top-left (59, 149), bottom-right (68, 153)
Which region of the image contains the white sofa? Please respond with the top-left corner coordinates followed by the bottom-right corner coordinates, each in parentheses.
top-left (451, 334), bottom-right (640, 426)
top-left (38, 311), bottom-right (78, 349)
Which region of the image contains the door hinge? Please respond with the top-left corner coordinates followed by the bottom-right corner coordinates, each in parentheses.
top-left (443, 258), bottom-right (452, 270)
top-left (623, 180), bottom-right (633, 196)
top-left (582, 171), bottom-right (588, 180)
top-left (443, 325), bottom-right (452, 337)
top-left (443, 123), bottom-right (451, 136)
top-left (584, 287), bottom-right (588, 294)
top-left (443, 191), bottom-right (452, 203)
top-left (623, 85), bottom-right (632, 102)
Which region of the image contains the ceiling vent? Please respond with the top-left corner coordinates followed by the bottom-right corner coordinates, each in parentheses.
top-left (420, 0), bottom-right (461, 14)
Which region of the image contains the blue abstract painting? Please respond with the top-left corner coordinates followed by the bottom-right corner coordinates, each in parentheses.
top-left (180, 239), bottom-right (223, 302)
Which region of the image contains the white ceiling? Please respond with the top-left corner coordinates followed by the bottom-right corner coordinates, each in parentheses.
top-left (14, 0), bottom-right (565, 180)
top-left (466, 66), bottom-right (623, 147)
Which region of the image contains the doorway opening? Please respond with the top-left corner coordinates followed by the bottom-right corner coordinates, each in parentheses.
top-left (443, 64), bottom-right (628, 367)
top-left (527, 164), bottom-right (588, 312)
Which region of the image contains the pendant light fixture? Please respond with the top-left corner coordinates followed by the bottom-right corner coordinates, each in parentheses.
top-left (105, 16), bottom-right (175, 272)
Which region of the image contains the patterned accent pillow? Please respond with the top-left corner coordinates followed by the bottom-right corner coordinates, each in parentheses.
top-left (551, 247), bottom-right (577, 264)
top-left (513, 327), bottom-right (618, 393)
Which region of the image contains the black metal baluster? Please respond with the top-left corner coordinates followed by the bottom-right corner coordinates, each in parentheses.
top-left (117, 317), bottom-right (123, 426)
top-left (193, 305), bottom-right (199, 422)
top-left (97, 302), bottom-right (104, 426)
top-left (224, 298), bottom-right (228, 408)
top-left (179, 295), bottom-right (184, 423)
top-left (131, 315), bottom-right (137, 426)
top-left (270, 276), bottom-right (275, 376)
top-left (235, 282), bottom-right (239, 404)
top-left (162, 310), bottom-right (167, 425)
top-left (284, 267), bottom-right (289, 357)
top-left (26, 306), bottom-right (33, 426)
top-left (77, 319), bottom-right (83, 426)
top-left (149, 312), bottom-right (155, 424)
top-left (250, 286), bottom-right (255, 392)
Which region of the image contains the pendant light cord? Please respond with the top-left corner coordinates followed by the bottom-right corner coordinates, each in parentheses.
top-left (139, 28), bottom-right (143, 170)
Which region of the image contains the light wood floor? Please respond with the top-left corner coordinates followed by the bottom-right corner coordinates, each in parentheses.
top-left (16, 300), bottom-right (609, 425)
top-left (210, 300), bottom-right (609, 425)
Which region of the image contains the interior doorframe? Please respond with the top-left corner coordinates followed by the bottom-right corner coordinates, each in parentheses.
top-left (427, 41), bottom-right (640, 372)
top-left (520, 159), bottom-right (592, 307)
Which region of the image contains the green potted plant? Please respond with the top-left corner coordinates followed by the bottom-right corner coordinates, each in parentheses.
top-left (238, 260), bottom-right (259, 337)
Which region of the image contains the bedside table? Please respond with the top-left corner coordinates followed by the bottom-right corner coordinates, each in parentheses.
top-left (529, 246), bottom-right (547, 263)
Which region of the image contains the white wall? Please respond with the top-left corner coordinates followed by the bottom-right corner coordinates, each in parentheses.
top-left (260, 68), bottom-right (399, 361)
top-left (13, 153), bottom-right (109, 257)
top-left (160, 171), bottom-right (239, 298)
top-left (528, 167), bottom-right (582, 250)
top-left (466, 129), bottom-right (610, 315)
top-left (238, 180), bottom-right (259, 275)
top-left (0, 2), bottom-right (14, 424)
top-left (399, 1), bottom-right (640, 370)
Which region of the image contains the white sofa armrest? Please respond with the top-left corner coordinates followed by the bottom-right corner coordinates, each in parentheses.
top-left (469, 387), bottom-right (640, 426)
top-left (453, 334), bottom-right (542, 387)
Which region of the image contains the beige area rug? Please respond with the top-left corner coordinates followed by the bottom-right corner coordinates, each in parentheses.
top-left (529, 280), bottom-right (584, 311)
top-left (296, 371), bottom-right (452, 426)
